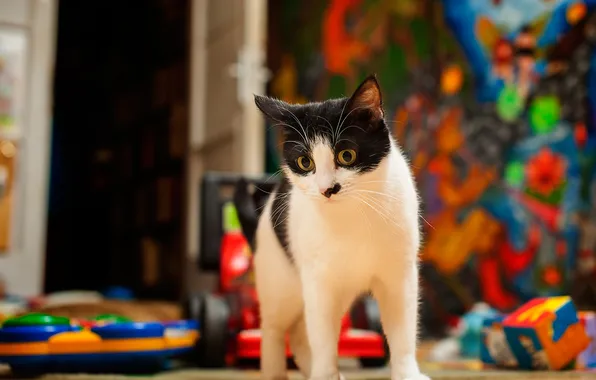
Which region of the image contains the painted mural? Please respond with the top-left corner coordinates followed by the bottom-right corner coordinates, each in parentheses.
top-left (267, 0), bottom-right (596, 333)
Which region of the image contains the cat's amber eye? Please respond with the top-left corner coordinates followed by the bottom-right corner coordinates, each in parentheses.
top-left (296, 156), bottom-right (315, 171)
top-left (337, 149), bottom-right (357, 166)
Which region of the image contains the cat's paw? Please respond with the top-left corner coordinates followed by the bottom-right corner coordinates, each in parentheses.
top-left (402, 374), bottom-right (431, 380)
top-left (307, 374), bottom-right (344, 380)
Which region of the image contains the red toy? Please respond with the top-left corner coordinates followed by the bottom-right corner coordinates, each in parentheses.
top-left (185, 174), bottom-right (388, 368)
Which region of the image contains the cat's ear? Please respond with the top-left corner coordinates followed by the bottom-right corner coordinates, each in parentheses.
top-left (254, 95), bottom-right (288, 122)
top-left (348, 74), bottom-right (384, 121)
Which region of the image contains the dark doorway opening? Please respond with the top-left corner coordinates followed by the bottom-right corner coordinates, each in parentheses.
top-left (45, 0), bottom-right (190, 300)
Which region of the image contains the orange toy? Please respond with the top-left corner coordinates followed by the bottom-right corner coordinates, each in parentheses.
top-left (441, 64), bottom-right (464, 95)
top-left (502, 296), bottom-right (590, 370)
top-left (322, 0), bottom-right (370, 76)
top-left (567, 2), bottom-right (587, 25)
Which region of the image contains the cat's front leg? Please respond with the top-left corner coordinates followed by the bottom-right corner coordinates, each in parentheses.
top-left (301, 269), bottom-right (345, 380)
top-left (373, 262), bottom-right (430, 380)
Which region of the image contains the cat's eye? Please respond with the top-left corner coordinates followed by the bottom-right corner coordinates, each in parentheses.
top-left (337, 149), bottom-right (357, 166)
top-left (296, 156), bottom-right (315, 171)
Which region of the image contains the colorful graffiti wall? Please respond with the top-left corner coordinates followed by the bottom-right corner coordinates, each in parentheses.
top-left (266, 0), bottom-right (596, 334)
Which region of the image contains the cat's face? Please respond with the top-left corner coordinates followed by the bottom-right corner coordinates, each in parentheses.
top-left (255, 75), bottom-right (391, 201)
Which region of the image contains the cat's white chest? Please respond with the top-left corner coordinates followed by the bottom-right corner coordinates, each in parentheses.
top-left (287, 191), bottom-right (404, 291)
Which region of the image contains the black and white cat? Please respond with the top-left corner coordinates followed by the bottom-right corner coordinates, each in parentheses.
top-left (253, 75), bottom-right (429, 380)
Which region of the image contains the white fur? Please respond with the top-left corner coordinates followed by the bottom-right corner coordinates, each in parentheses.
top-left (255, 138), bottom-right (429, 380)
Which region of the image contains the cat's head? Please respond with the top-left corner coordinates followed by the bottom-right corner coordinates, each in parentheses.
top-left (255, 75), bottom-right (391, 200)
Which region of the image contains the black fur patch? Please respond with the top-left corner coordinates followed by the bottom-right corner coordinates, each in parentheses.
top-left (269, 176), bottom-right (292, 259)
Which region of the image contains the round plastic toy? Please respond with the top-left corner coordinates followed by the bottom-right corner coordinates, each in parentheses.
top-left (103, 286), bottom-right (134, 300)
top-left (529, 96), bottom-right (560, 135)
top-left (504, 161), bottom-right (525, 188)
top-left (0, 312), bottom-right (199, 374)
top-left (496, 85), bottom-right (523, 122)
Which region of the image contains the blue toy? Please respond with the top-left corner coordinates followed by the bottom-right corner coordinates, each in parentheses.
top-left (0, 313), bottom-right (199, 374)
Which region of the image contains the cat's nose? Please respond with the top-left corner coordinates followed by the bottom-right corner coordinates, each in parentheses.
top-left (322, 183), bottom-right (341, 198)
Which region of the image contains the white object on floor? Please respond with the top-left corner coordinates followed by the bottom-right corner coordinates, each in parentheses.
top-left (428, 337), bottom-right (461, 362)
top-left (42, 290), bottom-right (104, 307)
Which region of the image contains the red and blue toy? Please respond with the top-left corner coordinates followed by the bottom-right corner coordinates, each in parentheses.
top-left (0, 313), bottom-right (199, 374)
top-left (481, 296), bottom-right (591, 370)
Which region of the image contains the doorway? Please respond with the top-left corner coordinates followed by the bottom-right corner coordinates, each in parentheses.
top-left (45, 0), bottom-right (190, 300)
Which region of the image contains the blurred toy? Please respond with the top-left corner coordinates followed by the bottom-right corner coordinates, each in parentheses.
top-left (430, 303), bottom-right (499, 361)
top-left (481, 296), bottom-right (590, 370)
top-left (219, 202), bottom-right (253, 292)
top-left (440, 64), bottom-right (464, 95)
top-left (578, 311), bottom-right (596, 369)
top-left (103, 286), bottom-right (134, 300)
top-left (492, 38), bottom-right (514, 84)
top-left (0, 312), bottom-right (198, 374)
top-left (40, 290), bottom-right (104, 308)
top-left (481, 314), bottom-right (519, 368)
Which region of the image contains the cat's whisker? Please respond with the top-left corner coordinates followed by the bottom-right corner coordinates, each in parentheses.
top-left (283, 140), bottom-right (308, 150)
top-left (254, 169), bottom-right (283, 187)
top-left (348, 195), bottom-right (372, 227)
top-left (272, 211), bottom-right (288, 230)
top-left (354, 197), bottom-right (394, 230)
top-left (335, 106), bottom-right (367, 143)
top-left (353, 189), bottom-right (403, 203)
top-left (420, 215), bottom-right (435, 230)
top-left (333, 99), bottom-right (351, 145)
top-left (266, 169), bottom-right (283, 181)
top-left (271, 203), bottom-right (289, 230)
top-left (268, 108), bottom-right (308, 143)
top-left (355, 193), bottom-right (405, 233)
top-left (256, 193), bottom-right (290, 210)
top-left (254, 187), bottom-right (290, 196)
top-left (335, 138), bottom-right (357, 146)
top-left (255, 192), bottom-right (289, 212)
top-left (338, 124), bottom-right (367, 138)
top-left (278, 104), bottom-right (310, 146)
top-left (272, 122), bottom-right (309, 146)
top-left (351, 193), bottom-right (391, 222)
top-left (286, 145), bottom-right (308, 153)
top-left (353, 180), bottom-right (397, 185)
top-left (272, 214), bottom-right (289, 232)
top-left (385, 118), bottom-right (408, 124)
top-left (273, 215), bottom-right (290, 232)
top-left (348, 191), bottom-right (401, 206)
top-left (269, 201), bottom-right (284, 218)
top-left (315, 115), bottom-right (334, 136)
top-left (348, 195), bottom-right (374, 246)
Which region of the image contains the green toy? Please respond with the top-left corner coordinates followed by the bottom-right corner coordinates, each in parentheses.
top-left (504, 161), bottom-right (525, 188)
top-left (497, 85), bottom-right (524, 122)
top-left (529, 96), bottom-right (561, 134)
top-left (2, 313), bottom-right (70, 327)
top-left (91, 314), bottom-right (133, 323)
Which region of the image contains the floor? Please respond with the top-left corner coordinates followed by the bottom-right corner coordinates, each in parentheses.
top-left (0, 340), bottom-right (593, 379)
top-left (2, 363), bottom-right (595, 379)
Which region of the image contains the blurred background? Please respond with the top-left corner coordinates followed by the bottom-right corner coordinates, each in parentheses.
top-left (1, 0), bottom-right (596, 338)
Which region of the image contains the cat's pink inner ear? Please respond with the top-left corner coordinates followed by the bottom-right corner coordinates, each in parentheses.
top-left (350, 79), bottom-right (384, 120)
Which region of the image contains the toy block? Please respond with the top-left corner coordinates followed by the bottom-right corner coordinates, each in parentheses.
top-left (502, 296), bottom-right (590, 370)
top-left (481, 315), bottom-right (519, 368)
top-left (578, 311), bottom-right (596, 369)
